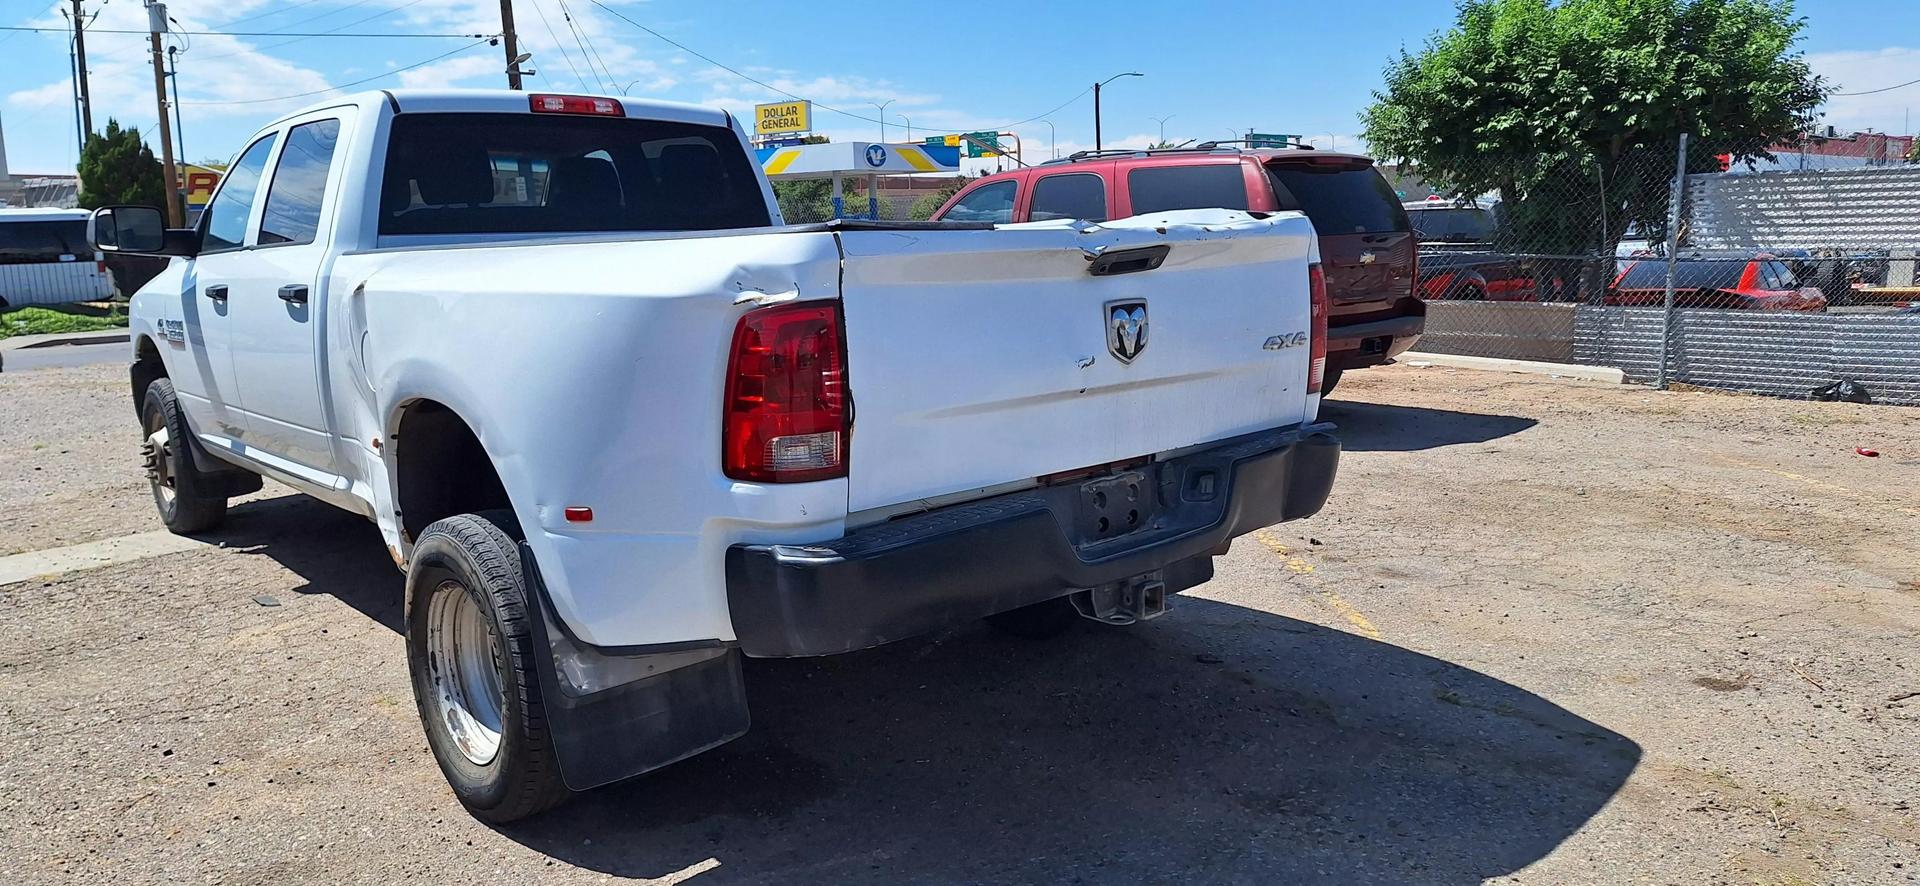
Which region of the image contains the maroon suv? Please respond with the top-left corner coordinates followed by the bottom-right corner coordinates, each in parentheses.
top-left (934, 146), bottom-right (1422, 393)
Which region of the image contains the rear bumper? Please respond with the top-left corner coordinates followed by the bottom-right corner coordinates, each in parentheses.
top-left (725, 424), bottom-right (1340, 657)
top-left (1329, 314), bottom-right (1426, 369)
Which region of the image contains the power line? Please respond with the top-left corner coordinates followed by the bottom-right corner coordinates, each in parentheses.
top-left (556, 0), bottom-right (615, 91)
top-left (0, 25), bottom-right (484, 37)
top-left (554, 0), bottom-right (607, 91)
top-left (178, 36), bottom-right (492, 106)
top-left (190, 0), bottom-right (438, 62)
top-left (527, 0), bottom-right (587, 90)
top-left (587, 0), bottom-right (1089, 135)
top-left (220, 0), bottom-right (330, 30)
top-left (1833, 76), bottom-right (1920, 97)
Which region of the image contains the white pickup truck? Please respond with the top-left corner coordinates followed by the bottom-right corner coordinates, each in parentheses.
top-left (91, 89), bottom-right (1340, 821)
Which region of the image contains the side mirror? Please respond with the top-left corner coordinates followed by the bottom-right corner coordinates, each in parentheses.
top-left (89, 205), bottom-right (196, 256)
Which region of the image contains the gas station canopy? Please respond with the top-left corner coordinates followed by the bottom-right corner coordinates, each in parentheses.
top-left (755, 142), bottom-right (962, 179)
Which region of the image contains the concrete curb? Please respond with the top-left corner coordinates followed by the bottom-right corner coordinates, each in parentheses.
top-left (1399, 351), bottom-right (1627, 384)
top-left (0, 330), bottom-right (131, 351)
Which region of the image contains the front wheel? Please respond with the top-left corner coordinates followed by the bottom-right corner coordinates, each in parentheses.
top-left (140, 378), bottom-right (228, 533)
top-left (406, 511), bottom-right (570, 823)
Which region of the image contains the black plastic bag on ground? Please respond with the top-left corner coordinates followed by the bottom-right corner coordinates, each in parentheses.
top-left (1810, 380), bottom-right (1872, 404)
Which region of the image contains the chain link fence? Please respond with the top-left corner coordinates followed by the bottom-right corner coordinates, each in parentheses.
top-left (1403, 143), bottom-right (1920, 406)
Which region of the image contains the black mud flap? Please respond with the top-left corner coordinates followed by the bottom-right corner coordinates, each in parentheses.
top-left (518, 541), bottom-right (751, 791)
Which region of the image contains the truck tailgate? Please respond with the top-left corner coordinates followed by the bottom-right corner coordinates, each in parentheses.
top-left (836, 210), bottom-right (1317, 514)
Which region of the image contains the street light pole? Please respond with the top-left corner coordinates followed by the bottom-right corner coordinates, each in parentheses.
top-left (872, 99), bottom-right (895, 142)
top-left (899, 114), bottom-right (911, 143)
top-left (1093, 72), bottom-right (1142, 152)
top-left (1150, 114), bottom-right (1176, 145)
top-left (167, 44), bottom-right (186, 164)
top-left (1043, 120), bottom-right (1055, 159)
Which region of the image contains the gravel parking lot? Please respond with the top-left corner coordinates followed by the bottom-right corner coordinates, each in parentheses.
top-left (2, 362), bottom-right (1917, 885)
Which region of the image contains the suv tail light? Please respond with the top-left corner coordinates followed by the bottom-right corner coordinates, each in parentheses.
top-left (1307, 262), bottom-right (1329, 394)
top-left (723, 301), bottom-right (849, 482)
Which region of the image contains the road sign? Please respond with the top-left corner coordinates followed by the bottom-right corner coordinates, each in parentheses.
top-left (754, 100), bottom-right (813, 136)
top-left (962, 131), bottom-right (1001, 158)
top-left (1247, 132), bottom-right (1301, 149)
top-left (925, 135), bottom-right (961, 148)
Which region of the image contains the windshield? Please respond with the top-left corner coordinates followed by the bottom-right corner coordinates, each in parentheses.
top-left (1407, 207), bottom-right (1495, 243)
top-left (0, 220), bottom-right (90, 261)
top-left (378, 113), bottom-right (770, 236)
top-left (1264, 162), bottom-right (1408, 235)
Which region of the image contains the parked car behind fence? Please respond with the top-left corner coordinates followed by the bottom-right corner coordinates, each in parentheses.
top-left (0, 208), bottom-right (116, 308)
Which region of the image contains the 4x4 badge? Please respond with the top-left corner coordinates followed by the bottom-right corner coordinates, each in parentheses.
top-left (1106, 300), bottom-right (1148, 363)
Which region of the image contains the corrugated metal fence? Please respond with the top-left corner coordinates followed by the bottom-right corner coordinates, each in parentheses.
top-left (1573, 307), bottom-right (1920, 405)
top-left (1686, 165), bottom-right (1920, 252)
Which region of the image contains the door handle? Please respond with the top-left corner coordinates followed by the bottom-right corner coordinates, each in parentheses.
top-left (204, 284), bottom-right (228, 301)
top-left (278, 284), bottom-right (309, 305)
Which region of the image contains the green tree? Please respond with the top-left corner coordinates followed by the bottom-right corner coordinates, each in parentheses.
top-left (77, 119), bottom-right (167, 210)
top-left (909, 176), bottom-right (971, 220)
top-left (1360, 0), bottom-right (1827, 298)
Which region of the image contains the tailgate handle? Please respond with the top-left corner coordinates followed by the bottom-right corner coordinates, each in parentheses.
top-left (1086, 245), bottom-right (1170, 277)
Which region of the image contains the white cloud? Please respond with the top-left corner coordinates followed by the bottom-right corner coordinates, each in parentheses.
top-left (1808, 47), bottom-right (1920, 134)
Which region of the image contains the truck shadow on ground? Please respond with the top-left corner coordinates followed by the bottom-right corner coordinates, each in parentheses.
top-left (213, 493), bottom-right (1632, 885)
top-left (502, 604), bottom-right (1639, 884)
top-left (1320, 399), bottom-right (1537, 452)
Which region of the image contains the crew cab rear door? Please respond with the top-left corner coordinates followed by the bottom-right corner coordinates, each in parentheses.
top-left (222, 111), bottom-right (352, 477)
top-left (835, 212), bottom-right (1317, 514)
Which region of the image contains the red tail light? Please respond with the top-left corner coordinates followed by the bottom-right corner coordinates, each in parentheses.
top-left (1307, 263), bottom-right (1329, 395)
top-left (723, 301), bottom-right (849, 482)
top-left (529, 94), bottom-right (625, 117)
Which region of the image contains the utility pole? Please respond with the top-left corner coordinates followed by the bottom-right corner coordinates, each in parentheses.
top-left (70, 0), bottom-right (93, 139)
top-left (146, 1), bottom-right (182, 226)
top-left (499, 0), bottom-right (523, 89)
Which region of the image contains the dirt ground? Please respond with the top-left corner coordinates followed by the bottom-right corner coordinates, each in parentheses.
top-left (1, 362), bottom-right (1916, 885)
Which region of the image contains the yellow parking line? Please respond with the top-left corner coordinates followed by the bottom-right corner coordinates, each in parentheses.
top-left (1250, 529), bottom-right (1382, 640)
top-left (1713, 453), bottom-right (1920, 517)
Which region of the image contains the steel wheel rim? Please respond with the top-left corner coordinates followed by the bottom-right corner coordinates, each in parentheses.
top-left (426, 579), bottom-right (506, 766)
top-left (143, 417), bottom-right (175, 507)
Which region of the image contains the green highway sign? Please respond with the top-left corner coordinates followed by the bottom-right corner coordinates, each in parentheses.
top-left (1247, 132), bottom-right (1301, 148)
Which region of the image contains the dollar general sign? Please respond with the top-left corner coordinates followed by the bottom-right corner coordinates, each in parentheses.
top-left (755, 101), bottom-right (813, 136)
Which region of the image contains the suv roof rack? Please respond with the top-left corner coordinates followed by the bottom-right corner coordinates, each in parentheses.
top-left (1047, 144), bottom-right (1244, 165)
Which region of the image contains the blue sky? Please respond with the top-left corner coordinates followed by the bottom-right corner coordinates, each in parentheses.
top-left (1, 0), bottom-right (1916, 175)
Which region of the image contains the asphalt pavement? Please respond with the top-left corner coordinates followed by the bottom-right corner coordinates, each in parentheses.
top-left (0, 342), bottom-right (125, 372)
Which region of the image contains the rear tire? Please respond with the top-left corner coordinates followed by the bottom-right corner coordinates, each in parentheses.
top-left (140, 378), bottom-right (227, 533)
top-left (985, 596), bottom-right (1081, 640)
top-left (407, 511), bottom-right (571, 823)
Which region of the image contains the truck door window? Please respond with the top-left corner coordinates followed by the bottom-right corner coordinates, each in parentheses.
top-left (202, 134), bottom-right (280, 253)
top-left (258, 119), bottom-right (342, 247)
top-left (942, 181), bottom-right (1018, 224)
top-left (1126, 165), bottom-right (1249, 215)
top-left (1028, 173), bottom-right (1107, 222)
top-left (377, 114), bottom-right (770, 236)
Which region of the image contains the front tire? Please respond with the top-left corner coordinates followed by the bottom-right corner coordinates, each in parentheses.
top-left (406, 512), bottom-right (570, 823)
top-left (140, 377), bottom-right (227, 533)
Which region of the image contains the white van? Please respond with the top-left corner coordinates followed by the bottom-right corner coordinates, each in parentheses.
top-left (0, 208), bottom-right (116, 308)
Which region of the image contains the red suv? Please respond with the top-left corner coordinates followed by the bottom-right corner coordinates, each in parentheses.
top-left (933, 146), bottom-right (1423, 393)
